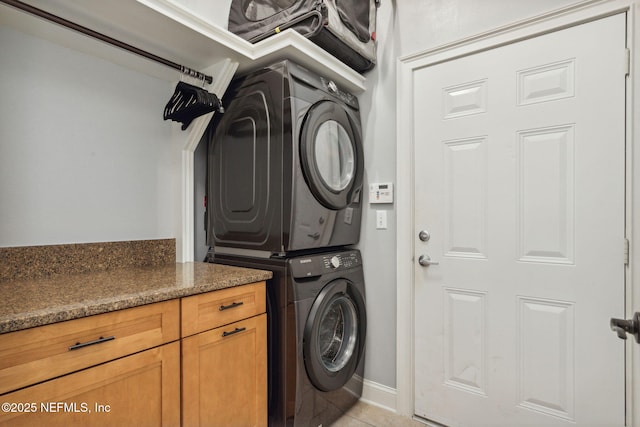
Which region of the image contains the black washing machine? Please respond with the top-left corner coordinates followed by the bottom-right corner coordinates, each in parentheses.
top-left (206, 60), bottom-right (364, 256)
top-left (214, 249), bottom-right (366, 427)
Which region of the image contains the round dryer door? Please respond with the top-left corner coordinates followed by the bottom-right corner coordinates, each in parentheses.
top-left (300, 100), bottom-right (363, 210)
top-left (303, 279), bottom-right (366, 392)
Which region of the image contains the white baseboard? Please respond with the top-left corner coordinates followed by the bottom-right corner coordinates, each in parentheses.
top-left (358, 377), bottom-right (398, 413)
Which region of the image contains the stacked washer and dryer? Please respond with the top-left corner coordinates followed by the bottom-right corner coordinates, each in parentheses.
top-left (206, 60), bottom-right (367, 427)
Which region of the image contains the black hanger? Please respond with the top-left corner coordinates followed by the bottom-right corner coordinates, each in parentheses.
top-left (163, 81), bottom-right (224, 130)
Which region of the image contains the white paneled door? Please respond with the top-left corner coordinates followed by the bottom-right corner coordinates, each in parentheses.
top-left (413, 14), bottom-right (627, 427)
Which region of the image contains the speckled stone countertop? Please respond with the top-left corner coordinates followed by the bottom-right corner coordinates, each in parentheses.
top-left (0, 239), bottom-right (176, 282)
top-left (0, 262), bottom-right (272, 334)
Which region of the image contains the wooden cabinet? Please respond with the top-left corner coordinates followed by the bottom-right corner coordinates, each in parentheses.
top-left (0, 300), bottom-right (180, 395)
top-left (0, 281), bottom-right (267, 427)
top-left (0, 342), bottom-right (180, 427)
top-left (181, 281), bottom-right (267, 337)
top-left (0, 301), bottom-right (181, 427)
top-left (182, 282), bottom-right (267, 427)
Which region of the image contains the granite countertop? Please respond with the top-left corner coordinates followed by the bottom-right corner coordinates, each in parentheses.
top-left (0, 262), bottom-right (272, 334)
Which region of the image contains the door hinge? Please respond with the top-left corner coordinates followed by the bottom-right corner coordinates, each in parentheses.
top-left (625, 48), bottom-right (631, 76)
top-left (624, 238), bottom-right (630, 265)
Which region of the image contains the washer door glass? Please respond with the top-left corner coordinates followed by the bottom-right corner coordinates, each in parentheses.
top-left (318, 294), bottom-right (358, 372)
top-left (303, 279), bottom-right (366, 392)
top-left (314, 121), bottom-right (355, 192)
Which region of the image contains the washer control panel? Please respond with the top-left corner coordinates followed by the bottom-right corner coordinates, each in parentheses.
top-left (321, 251), bottom-right (360, 271)
top-left (290, 250), bottom-right (361, 278)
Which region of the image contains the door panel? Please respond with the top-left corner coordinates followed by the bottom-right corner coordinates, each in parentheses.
top-left (413, 14), bottom-right (626, 427)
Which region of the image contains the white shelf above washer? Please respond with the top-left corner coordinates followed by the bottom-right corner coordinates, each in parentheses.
top-left (0, 0), bottom-right (366, 93)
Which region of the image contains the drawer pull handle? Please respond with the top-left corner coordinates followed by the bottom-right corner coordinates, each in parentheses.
top-left (219, 301), bottom-right (244, 311)
top-left (222, 327), bottom-right (246, 338)
top-left (69, 335), bottom-right (115, 351)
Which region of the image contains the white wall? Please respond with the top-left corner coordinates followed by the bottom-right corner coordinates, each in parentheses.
top-left (397, 0), bottom-right (584, 56)
top-left (357, 0), bottom-right (400, 389)
top-left (0, 24), bottom-right (178, 247)
top-left (171, 0), bottom-right (233, 28)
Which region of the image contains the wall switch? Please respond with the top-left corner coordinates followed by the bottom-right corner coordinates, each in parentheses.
top-left (376, 210), bottom-right (387, 229)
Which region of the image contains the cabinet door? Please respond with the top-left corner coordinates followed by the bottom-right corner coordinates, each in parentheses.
top-left (0, 342), bottom-right (180, 427)
top-left (182, 314), bottom-right (267, 427)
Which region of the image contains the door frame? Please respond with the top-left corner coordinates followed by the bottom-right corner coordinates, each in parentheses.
top-left (396, 1), bottom-right (639, 425)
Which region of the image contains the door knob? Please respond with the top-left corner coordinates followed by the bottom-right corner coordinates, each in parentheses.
top-left (418, 230), bottom-right (431, 242)
top-left (418, 255), bottom-right (439, 267)
top-left (610, 312), bottom-right (640, 343)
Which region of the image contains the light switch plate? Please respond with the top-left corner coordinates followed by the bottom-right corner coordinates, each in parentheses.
top-left (376, 210), bottom-right (387, 229)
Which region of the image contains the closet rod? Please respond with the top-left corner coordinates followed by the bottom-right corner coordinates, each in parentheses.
top-left (0, 0), bottom-right (213, 84)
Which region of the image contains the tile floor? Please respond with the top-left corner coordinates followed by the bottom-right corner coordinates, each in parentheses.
top-left (331, 401), bottom-right (426, 427)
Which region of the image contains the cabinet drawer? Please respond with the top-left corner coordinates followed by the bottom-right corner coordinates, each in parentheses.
top-left (0, 299), bottom-right (179, 395)
top-left (181, 282), bottom-right (266, 337)
top-left (0, 341), bottom-right (180, 427)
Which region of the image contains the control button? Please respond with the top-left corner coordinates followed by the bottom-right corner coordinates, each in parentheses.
top-left (330, 256), bottom-right (341, 269)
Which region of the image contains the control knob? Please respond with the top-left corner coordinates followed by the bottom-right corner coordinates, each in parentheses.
top-left (330, 256), bottom-right (341, 269)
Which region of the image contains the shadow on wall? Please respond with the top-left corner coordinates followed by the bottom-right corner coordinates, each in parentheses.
top-left (355, 0), bottom-right (400, 389)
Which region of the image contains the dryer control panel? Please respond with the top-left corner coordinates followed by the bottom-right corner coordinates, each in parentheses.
top-left (320, 77), bottom-right (358, 109)
top-left (290, 250), bottom-right (362, 278)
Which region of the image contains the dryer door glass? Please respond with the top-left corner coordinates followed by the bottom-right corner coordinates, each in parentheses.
top-left (318, 294), bottom-right (358, 372)
top-left (314, 121), bottom-right (355, 192)
top-left (300, 100), bottom-right (363, 210)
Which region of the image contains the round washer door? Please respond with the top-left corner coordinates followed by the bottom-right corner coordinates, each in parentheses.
top-left (303, 279), bottom-right (366, 392)
top-left (300, 101), bottom-right (364, 210)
